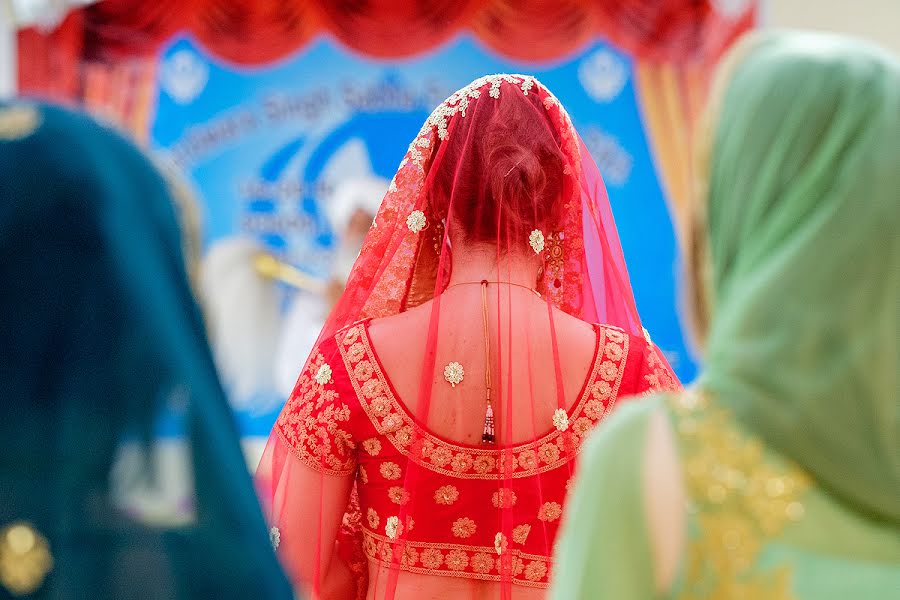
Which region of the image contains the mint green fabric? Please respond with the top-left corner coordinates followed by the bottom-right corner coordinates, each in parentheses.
top-left (552, 30), bottom-right (900, 599)
top-left (700, 31), bottom-right (900, 523)
top-left (551, 397), bottom-right (900, 600)
top-left (551, 401), bottom-right (657, 598)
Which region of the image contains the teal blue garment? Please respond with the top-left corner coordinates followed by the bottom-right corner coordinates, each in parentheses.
top-left (0, 103), bottom-right (293, 599)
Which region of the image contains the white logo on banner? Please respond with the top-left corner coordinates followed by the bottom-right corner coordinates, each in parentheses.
top-left (578, 49), bottom-right (628, 103)
top-left (160, 50), bottom-right (209, 105)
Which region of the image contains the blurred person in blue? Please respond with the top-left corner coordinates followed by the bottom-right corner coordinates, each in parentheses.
top-left (0, 102), bottom-right (293, 599)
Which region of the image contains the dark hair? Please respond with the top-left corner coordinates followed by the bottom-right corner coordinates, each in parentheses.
top-left (427, 89), bottom-right (568, 246)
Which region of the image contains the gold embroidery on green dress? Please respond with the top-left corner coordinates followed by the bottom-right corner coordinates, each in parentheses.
top-left (668, 391), bottom-right (810, 600)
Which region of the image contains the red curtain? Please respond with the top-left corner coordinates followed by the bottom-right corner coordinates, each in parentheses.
top-left (20, 0), bottom-right (748, 76)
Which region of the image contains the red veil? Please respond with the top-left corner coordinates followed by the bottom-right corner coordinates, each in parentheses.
top-left (256, 74), bottom-right (677, 599)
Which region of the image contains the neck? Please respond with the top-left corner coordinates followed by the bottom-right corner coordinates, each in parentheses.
top-left (446, 244), bottom-right (539, 290)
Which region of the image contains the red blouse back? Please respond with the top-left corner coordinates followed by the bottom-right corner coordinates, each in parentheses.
top-left (274, 319), bottom-right (674, 589)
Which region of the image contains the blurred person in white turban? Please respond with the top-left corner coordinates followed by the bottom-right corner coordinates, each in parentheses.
top-left (200, 175), bottom-right (387, 411)
top-left (274, 175), bottom-right (387, 396)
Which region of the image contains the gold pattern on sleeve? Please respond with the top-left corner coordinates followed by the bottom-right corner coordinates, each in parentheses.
top-left (275, 348), bottom-right (356, 475)
top-left (644, 346), bottom-right (678, 392)
top-left (668, 390), bottom-right (810, 600)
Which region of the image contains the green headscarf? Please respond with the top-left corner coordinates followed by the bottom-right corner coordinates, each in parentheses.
top-left (698, 31), bottom-right (900, 524)
top-left (0, 103), bottom-right (292, 598)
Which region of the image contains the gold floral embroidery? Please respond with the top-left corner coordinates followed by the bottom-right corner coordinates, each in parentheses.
top-left (367, 508), bottom-right (379, 529)
top-left (340, 323), bottom-right (629, 479)
top-left (452, 518), bottom-right (477, 539)
top-left (644, 347), bottom-right (678, 392)
top-left (669, 390), bottom-right (810, 600)
top-left (363, 531), bottom-right (552, 588)
top-left (429, 446), bottom-right (452, 468)
top-left (395, 425), bottom-right (413, 447)
top-left (471, 552), bottom-right (494, 573)
top-left (451, 452), bottom-right (474, 472)
top-left (517, 449), bottom-right (538, 470)
top-left (512, 524), bottom-right (531, 544)
top-left (369, 396), bottom-right (390, 417)
top-left (583, 399), bottom-right (605, 420)
top-left (491, 488), bottom-right (517, 509)
top-left (604, 341), bottom-right (623, 361)
top-left (446, 549), bottom-right (469, 571)
top-left (388, 487), bottom-right (411, 505)
top-left (402, 546), bottom-right (419, 567)
top-left (361, 378), bottom-right (384, 399)
top-left (598, 360), bottom-right (619, 381)
top-left (276, 349), bottom-right (356, 475)
top-left (420, 548), bottom-right (443, 569)
top-left (434, 485), bottom-right (460, 505)
top-left (363, 438), bottom-right (382, 456)
top-left (538, 502), bottom-right (562, 522)
top-left (380, 462), bottom-right (402, 480)
top-left (524, 560), bottom-right (548, 582)
top-left (359, 465), bottom-right (369, 484)
top-left (473, 455), bottom-right (495, 473)
top-left (572, 417), bottom-right (593, 437)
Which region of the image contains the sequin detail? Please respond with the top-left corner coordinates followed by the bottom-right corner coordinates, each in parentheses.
top-left (669, 390), bottom-right (810, 600)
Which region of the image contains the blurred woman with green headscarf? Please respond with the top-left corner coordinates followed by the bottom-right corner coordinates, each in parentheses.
top-left (0, 103), bottom-right (293, 599)
top-left (551, 31), bottom-right (900, 599)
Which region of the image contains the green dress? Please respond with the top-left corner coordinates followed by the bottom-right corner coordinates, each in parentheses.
top-left (552, 30), bottom-right (900, 600)
top-left (551, 395), bottom-right (900, 599)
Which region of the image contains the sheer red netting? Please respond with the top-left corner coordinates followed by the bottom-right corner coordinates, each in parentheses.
top-left (256, 74), bottom-right (679, 600)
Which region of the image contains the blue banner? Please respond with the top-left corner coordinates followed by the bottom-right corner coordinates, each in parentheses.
top-left (152, 34), bottom-right (697, 439)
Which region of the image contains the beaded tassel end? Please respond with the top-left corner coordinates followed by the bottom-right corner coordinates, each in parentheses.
top-left (482, 402), bottom-right (495, 444)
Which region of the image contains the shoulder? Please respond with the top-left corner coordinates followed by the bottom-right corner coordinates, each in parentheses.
top-left (273, 329), bottom-right (368, 476)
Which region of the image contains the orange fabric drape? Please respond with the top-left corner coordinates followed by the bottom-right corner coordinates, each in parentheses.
top-left (633, 7), bottom-right (756, 234)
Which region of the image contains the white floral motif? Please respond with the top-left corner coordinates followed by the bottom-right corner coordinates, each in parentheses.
top-left (529, 229), bottom-right (545, 253)
top-left (494, 532), bottom-right (508, 555)
top-left (405, 74), bottom-right (545, 166)
top-left (444, 362), bottom-right (465, 387)
top-left (385, 516), bottom-right (401, 540)
top-left (269, 526), bottom-right (281, 550)
top-left (552, 408), bottom-right (569, 432)
top-left (315, 363), bottom-right (332, 385)
top-left (406, 210), bottom-right (426, 233)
